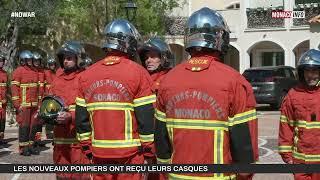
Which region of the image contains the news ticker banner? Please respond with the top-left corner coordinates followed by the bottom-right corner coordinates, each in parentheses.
top-left (1, 164), bottom-right (320, 173)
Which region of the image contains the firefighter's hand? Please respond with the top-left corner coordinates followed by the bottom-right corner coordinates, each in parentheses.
top-left (56, 111), bottom-right (71, 125)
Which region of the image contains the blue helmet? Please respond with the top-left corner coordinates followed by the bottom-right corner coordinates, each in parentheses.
top-left (297, 49), bottom-right (320, 83)
top-left (185, 7), bottom-right (230, 54)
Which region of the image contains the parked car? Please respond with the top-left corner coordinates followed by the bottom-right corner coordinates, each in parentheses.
top-left (242, 66), bottom-right (298, 109)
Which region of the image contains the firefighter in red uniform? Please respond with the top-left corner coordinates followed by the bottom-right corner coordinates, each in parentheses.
top-left (139, 37), bottom-right (174, 93)
top-left (75, 19), bottom-right (156, 180)
top-left (0, 51), bottom-right (8, 144)
top-left (44, 57), bottom-right (57, 94)
top-left (32, 52), bottom-right (46, 146)
top-left (12, 50), bottom-right (40, 156)
top-left (279, 49), bottom-right (320, 180)
top-left (155, 7), bottom-right (258, 180)
top-left (43, 57), bottom-right (57, 139)
top-left (42, 41), bottom-right (91, 179)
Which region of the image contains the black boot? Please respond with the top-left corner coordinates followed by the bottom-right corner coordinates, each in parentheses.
top-left (20, 147), bottom-right (31, 156)
top-left (29, 145), bottom-right (40, 155)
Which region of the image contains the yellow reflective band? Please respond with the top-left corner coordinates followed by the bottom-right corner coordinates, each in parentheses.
top-left (0, 83), bottom-right (6, 86)
top-left (22, 87), bottom-right (26, 103)
top-left (228, 109), bottom-right (257, 126)
top-left (133, 94), bottom-right (156, 107)
top-left (77, 132), bottom-right (91, 141)
top-left (69, 105), bottom-right (76, 111)
top-left (280, 115), bottom-right (295, 126)
top-left (86, 102), bottom-right (134, 111)
top-left (19, 142), bottom-right (30, 146)
top-left (12, 96), bottom-right (19, 101)
top-left (156, 158), bottom-right (171, 164)
top-left (139, 134), bottom-right (154, 143)
top-left (21, 102), bottom-right (31, 107)
top-left (38, 96), bottom-right (42, 99)
top-left (38, 82), bottom-right (44, 87)
top-left (213, 130), bottom-right (224, 178)
top-left (165, 118), bottom-right (229, 131)
top-left (125, 110), bottom-right (132, 140)
top-left (54, 138), bottom-right (78, 145)
top-left (293, 150), bottom-right (320, 162)
top-left (20, 83), bottom-right (38, 87)
top-left (92, 139), bottom-right (141, 148)
top-left (75, 97), bottom-right (86, 107)
top-left (295, 120), bottom-right (320, 129)
top-left (278, 145), bottom-right (293, 153)
top-left (155, 109), bottom-right (166, 122)
top-left (11, 81), bottom-right (20, 85)
top-left (168, 173), bottom-right (236, 180)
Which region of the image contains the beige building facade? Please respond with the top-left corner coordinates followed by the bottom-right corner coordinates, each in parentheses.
top-left (166, 0), bottom-right (320, 73)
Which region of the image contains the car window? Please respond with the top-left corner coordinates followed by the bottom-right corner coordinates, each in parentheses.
top-left (275, 69), bottom-right (286, 77)
top-left (243, 70), bottom-right (274, 82)
top-left (284, 68), bottom-right (295, 79)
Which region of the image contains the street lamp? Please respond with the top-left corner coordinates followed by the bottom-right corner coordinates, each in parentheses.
top-left (124, 0), bottom-right (137, 22)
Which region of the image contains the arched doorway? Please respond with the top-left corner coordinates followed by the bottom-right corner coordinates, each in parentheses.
top-left (293, 40), bottom-right (309, 66)
top-left (247, 41), bottom-right (285, 67)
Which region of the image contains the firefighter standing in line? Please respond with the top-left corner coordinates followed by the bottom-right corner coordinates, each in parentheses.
top-left (154, 7), bottom-right (258, 180)
top-left (32, 52), bottom-right (46, 146)
top-left (278, 49), bottom-right (320, 180)
top-left (45, 41), bottom-right (91, 179)
top-left (139, 37), bottom-right (174, 93)
top-left (43, 57), bottom-right (57, 139)
top-left (12, 50), bottom-right (40, 156)
top-left (75, 19), bottom-right (155, 180)
top-left (0, 51), bottom-right (8, 144)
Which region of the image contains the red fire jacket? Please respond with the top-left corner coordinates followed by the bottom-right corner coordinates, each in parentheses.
top-left (75, 52), bottom-right (156, 159)
top-left (155, 53), bottom-right (258, 179)
top-left (279, 85), bottom-right (320, 164)
top-left (0, 70), bottom-right (8, 108)
top-left (12, 66), bottom-right (39, 109)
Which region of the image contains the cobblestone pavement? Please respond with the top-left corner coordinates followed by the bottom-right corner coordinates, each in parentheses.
top-left (0, 106), bottom-right (293, 180)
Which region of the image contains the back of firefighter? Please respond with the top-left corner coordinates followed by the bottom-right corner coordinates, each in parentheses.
top-left (0, 51), bottom-right (8, 144)
top-left (12, 50), bottom-right (40, 156)
top-left (155, 7), bottom-right (258, 180)
top-left (279, 49), bottom-right (320, 180)
top-left (139, 37), bottom-right (174, 93)
top-left (43, 57), bottom-right (57, 139)
top-left (75, 19), bottom-right (155, 180)
top-left (47, 41), bottom-right (91, 180)
top-left (32, 52), bottom-right (46, 146)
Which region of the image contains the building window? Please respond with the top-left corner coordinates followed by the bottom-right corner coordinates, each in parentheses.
top-left (226, 3), bottom-right (240, 10)
top-left (262, 52), bottom-right (284, 66)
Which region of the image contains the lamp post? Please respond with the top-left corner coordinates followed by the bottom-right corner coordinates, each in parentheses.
top-left (124, 0), bottom-right (137, 22)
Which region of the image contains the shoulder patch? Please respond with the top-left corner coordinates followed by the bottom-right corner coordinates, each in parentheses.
top-left (103, 56), bottom-right (121, 66)
top-left (185, 57), bottom-right (212, 72)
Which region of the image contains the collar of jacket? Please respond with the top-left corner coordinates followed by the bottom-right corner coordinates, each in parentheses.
top-left (60, 70), bottom-right (81, 80)
top-left (295, 83), bottom-right (320, 93)
top-left (150, 69), bottom-right (169, 81)
top-left (102, 52), bottom-right (129, 66)
top-left (185, 52), bottom-right (221, 72)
